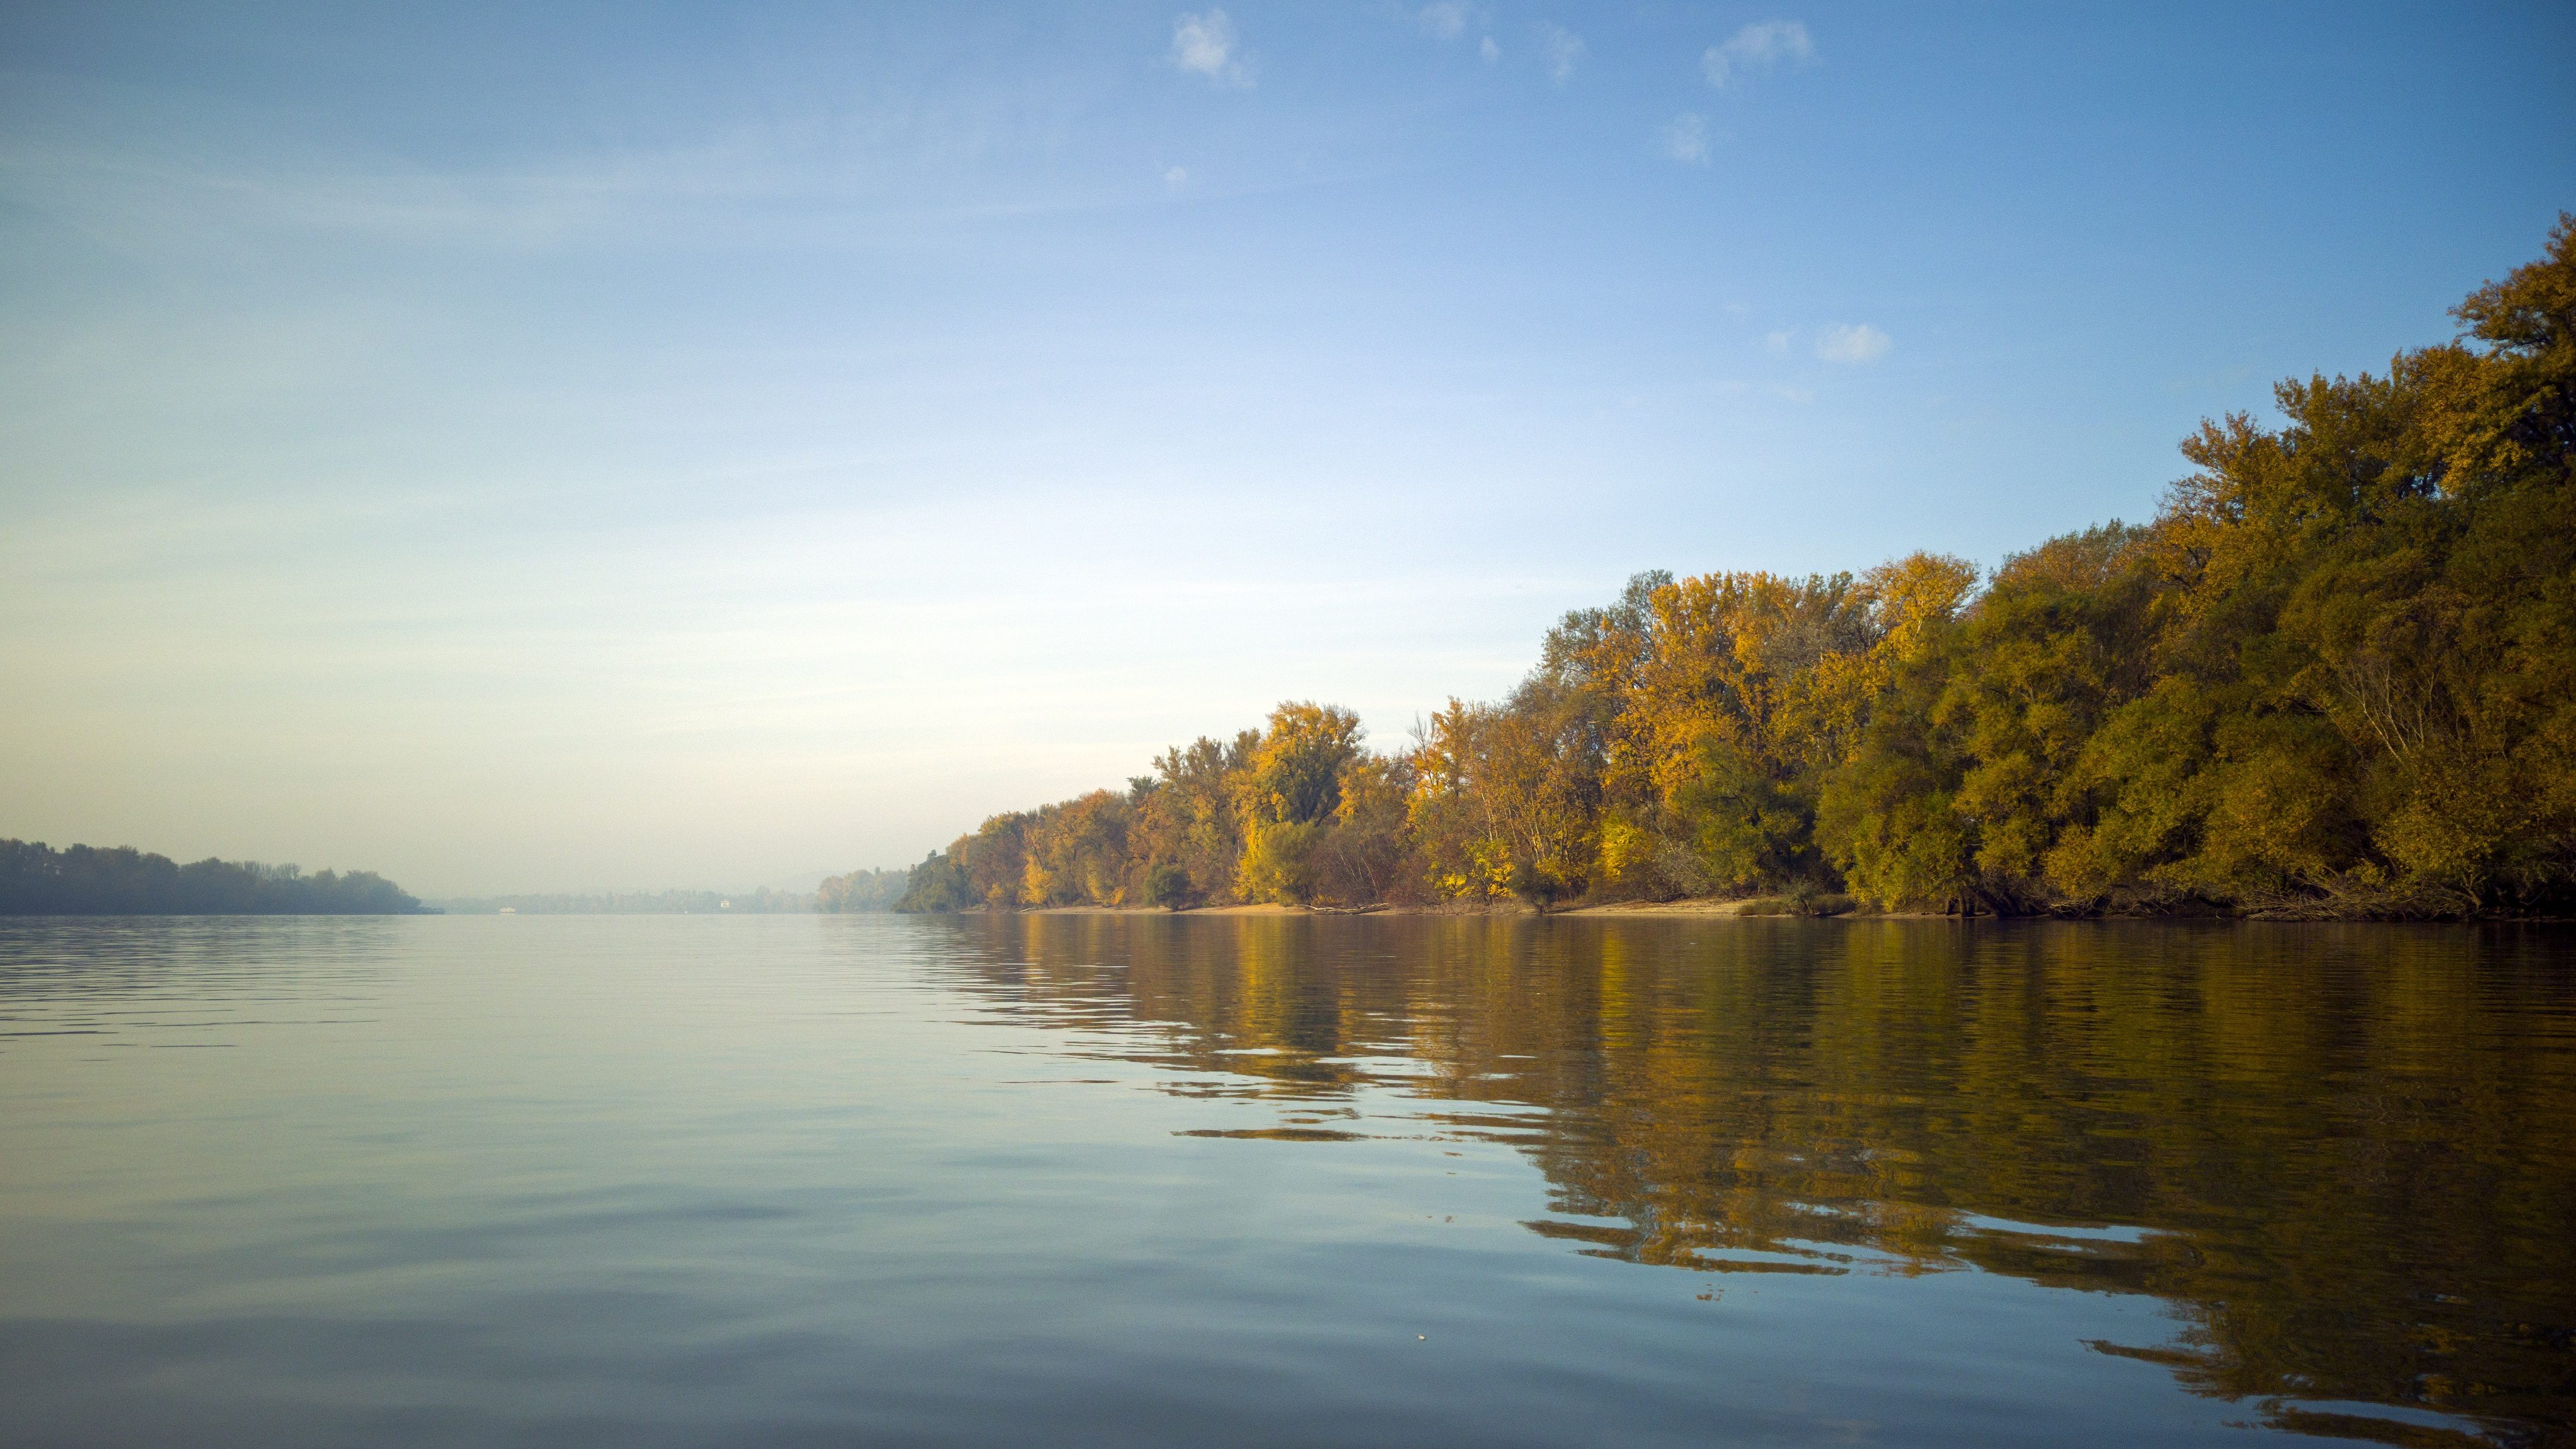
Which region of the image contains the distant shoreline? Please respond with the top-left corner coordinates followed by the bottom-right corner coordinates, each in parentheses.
top-left (1, 839), bottom-right (423, 916)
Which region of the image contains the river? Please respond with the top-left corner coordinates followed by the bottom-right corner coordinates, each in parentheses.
top-left (2, 915), bottom-right (2568, 1446)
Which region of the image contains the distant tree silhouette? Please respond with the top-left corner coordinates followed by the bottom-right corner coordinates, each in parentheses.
top-left (0, 840), bottom-right (423, 915)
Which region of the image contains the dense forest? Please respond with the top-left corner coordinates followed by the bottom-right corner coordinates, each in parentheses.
top-left (0, 840), bottom-right (423, 915)
top-left (902, 218), bottom-right (2576, 920)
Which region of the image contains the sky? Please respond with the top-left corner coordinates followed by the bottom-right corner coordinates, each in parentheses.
top-left (3, 2), bottom-right (2571, 896)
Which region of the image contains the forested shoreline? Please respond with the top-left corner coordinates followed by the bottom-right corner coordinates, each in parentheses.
top-left (0, 840), bottom-right (424, 915)
top-left (901, 220), bottom-right (2576, 920)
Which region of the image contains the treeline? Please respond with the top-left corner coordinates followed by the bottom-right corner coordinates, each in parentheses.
top-left (431, 887), bottom-right (813, 915)
top-left (902, 220), bottom-right (2576, 920)
top-left (0, 840), bottom-right (424, 915)
top-left (816, 867), bottom-right (909, 913)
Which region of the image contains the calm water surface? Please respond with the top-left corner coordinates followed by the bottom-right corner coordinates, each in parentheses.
top-left (2, 915), bottom-right (2570, 1447)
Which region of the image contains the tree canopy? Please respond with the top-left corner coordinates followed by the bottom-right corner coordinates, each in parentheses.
top-left (903, 219), bottom-right (2576, 918)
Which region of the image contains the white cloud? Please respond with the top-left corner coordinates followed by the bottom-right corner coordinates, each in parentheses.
top-left (1163, 165), bottom-right (1188, 192)
top-left (1480, 35), bottom-right (1500, 62)
top-left (1418, 3), bottom-right (1471, 40)
top-left (1660, 113), bottom-right (1710, 165)
top-left (1815, 323), bottom-right (1891, 363)
top-left (1171, 9), bottom-right (1251, 86)
top-left (1764, 330), bottom-right (1793, 355)
top-left (1703, 20), bottom-right (1814, 88)
top-left (1542, 25), bottom-right (1585, 84)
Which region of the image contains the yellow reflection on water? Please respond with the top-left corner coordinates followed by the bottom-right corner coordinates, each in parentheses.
top-left (941, 915), bottom-right (2576, 1446)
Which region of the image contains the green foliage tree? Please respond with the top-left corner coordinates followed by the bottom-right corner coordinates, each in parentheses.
top-left (1234, 702), bottom-right (1366, 904)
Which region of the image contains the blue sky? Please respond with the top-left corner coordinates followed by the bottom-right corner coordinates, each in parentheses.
top-left (3, 2), bottom-right (2570, 894)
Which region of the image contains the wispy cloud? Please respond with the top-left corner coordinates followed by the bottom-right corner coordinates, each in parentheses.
top-left (1418, 3), bottom-right (1472, 40)
top-left (1815, 323), bottom-right (1890, 363)
top-left (1764, 329), bottom-right (1794, 355)
top-left (1703, 20), bottom-right (1814, 88)
top-left (1660, 114), bottom-right (1711, 165)
top-left (1542, 25), bottom-right (1586, 84)
top-left (1163, 165), bottom-right (1189, 193)
top-left (0, 107), bottom-right (1141, 260)
top-left (1481, 36), bottom-right (1500, 63)
top-left (0, 133), bottom-right (780, 254)
top-left (1171, 9), bottom-right (1252, 87)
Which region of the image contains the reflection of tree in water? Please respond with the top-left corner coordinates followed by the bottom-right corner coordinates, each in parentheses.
top-left (921, 915), bottom-right (2576, 1446)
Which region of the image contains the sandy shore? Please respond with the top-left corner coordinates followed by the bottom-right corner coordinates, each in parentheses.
top-left (1553, 898), bottom-right (1786, 916)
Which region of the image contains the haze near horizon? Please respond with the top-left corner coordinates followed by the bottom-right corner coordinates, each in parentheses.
top-left (3, 2), bottom-right (2570, 895)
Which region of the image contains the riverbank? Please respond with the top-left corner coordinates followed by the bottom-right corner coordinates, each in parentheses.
top-left (1002, 896), bottom-right (1854, 918)
top-left (956, 896), bottom-right (2562, 921)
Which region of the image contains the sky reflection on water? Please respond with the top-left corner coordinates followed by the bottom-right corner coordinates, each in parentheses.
top-left (2, 915), bottom-right (2568, 1448)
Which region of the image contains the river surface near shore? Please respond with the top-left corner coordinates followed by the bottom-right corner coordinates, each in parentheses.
top-left (3, 915), bottom-right (2569, 1447)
